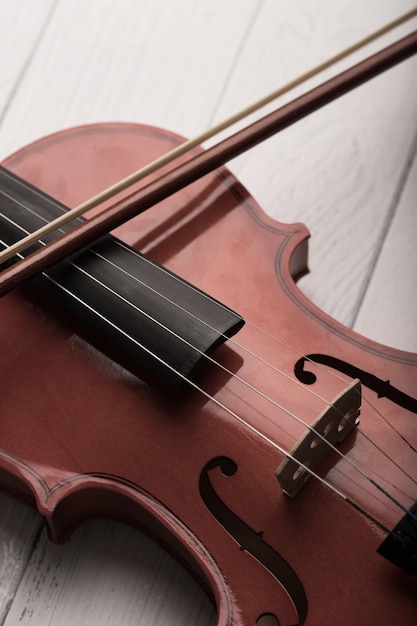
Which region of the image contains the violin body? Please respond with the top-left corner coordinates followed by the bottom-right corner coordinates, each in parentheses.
top-left (0, 123), bottom-right (416, 625)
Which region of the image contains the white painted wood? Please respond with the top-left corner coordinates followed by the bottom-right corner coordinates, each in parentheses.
top-left (2, 516), bottom-right (214, 626)
top-left (0, 0), bottom-right (56, 118)
top-left (0, 0), bottom-right (262, 157)
top-left (0, 0), bottom-right (416, 624)
top-left (0, 498), bottom-right (40, 624)
top-left (354, 146), bottom-right (417, 351)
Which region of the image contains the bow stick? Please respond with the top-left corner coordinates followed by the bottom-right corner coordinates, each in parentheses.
top-left (1, 8), bottom-right (415, 267)
top-left (0, 27), bottom-right (416, 295)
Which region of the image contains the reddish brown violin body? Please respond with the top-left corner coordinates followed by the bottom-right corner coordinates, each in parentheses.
top-left (1, 123), bottom-right (416, 625)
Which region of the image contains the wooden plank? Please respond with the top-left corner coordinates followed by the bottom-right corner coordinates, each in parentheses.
top-left (0, 497), bottom-right (40, 624)
top-left (0, 0), bottom-right (262, 158)
top-left (0, 1), bottom-right (57, 122)
top-left (353, 149), bottom-right (417, 351)
top-left (2, 516), bottom-right (214, 626)
top-left (0, 0), bottom-right (416, 624)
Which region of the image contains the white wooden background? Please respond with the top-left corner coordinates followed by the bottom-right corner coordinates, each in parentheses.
top-left (0, 1), bottom-right (416, 624)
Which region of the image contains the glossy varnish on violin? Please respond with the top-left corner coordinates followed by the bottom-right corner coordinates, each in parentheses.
top-left (0, 124), bottom-right (416, 625)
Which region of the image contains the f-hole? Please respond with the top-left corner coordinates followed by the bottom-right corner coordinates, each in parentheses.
top-left (257, 614), bottom-right (280, 625)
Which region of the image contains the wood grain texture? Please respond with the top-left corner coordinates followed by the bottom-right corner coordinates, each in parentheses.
top-left (0, 0), bottom-right (416, 624)
top-left (354, 146), bottom-right (417, 351)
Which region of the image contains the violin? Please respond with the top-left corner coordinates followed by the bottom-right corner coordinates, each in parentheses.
top-left (1, 4), bottom-right (417, 625)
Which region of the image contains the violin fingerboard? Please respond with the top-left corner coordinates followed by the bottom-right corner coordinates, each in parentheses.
top-left (0, 166), bottom-right (244, 387)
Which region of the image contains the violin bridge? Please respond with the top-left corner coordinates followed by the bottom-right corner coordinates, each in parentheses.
top-left (275, 379), bottom-right (361, 498)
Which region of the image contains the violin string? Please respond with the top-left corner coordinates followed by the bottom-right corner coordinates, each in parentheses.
top-left (1, 193), bottom-right (416, 522)
top-left (105, 214), bottom-right (417, 475)
top-left (1, 180), bottom-right (416, 503)
top-left (1, 245), bottom-right (416, 531)
top-left (91, 243), bottom-right (417, 493)
top-left (243, 322), bottom-right (417, 456)
top-left (325, 461), bottom-right (410, 514)
top-left (0, 182), bottom-right (413, 492)
top-left (0, 240), bottom-right (398, 534)
top-left (2, 149), bottom-right (415, 468)
top-left (68, 254), bottom-right (417, 515)
top-left (1, 175), bottom-right (416, 496)
top-left (1, 6), bottom-right (416, 266)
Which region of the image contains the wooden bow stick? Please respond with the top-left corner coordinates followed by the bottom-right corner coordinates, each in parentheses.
top-left (0, 20), bottom-right (416, 296)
